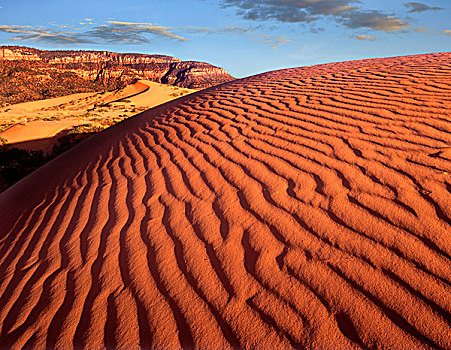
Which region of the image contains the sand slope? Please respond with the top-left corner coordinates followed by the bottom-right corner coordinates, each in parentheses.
top-left (0, 118), bottom-right (87, 144)
top-left (0, 80), bottom-right (196, 151)
top-left (0, 53), bottom-right (450, 349)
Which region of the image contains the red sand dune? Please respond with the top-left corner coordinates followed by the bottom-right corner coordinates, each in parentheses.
top-left (0, 53), bottom-right (450, 349)
top-left (0, 118), bottom-right (86, 144)
top-left (96, 81), bottom-right (150, 105)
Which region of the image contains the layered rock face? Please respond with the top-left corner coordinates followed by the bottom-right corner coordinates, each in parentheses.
top-left (0, 46), bottom-right (234, 105)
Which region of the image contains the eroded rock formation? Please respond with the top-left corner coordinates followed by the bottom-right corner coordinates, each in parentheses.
top-left (0, 46), bottom-right (234, 105)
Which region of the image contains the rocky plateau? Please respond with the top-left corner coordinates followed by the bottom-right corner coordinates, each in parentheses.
top-left (0, 46), bottom-right (234, 106)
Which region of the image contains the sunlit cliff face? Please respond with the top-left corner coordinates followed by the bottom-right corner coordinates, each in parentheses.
top-left (0, 46), bottom-right (234, 90)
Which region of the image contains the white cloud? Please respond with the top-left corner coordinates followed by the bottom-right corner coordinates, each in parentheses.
top-left (255, 33), bottom-right (291, 49)
top-left (351, 34), bottom-right (378, 41)
top-left (0, 20), bottom-right (188, 44)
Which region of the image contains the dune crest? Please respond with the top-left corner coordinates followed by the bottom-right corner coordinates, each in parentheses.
top-left (0, 53), bottom-right (450, 349)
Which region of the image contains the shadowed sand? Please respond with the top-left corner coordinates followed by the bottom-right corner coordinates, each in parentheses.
top-left (0, 53), bottom-right (450, 349)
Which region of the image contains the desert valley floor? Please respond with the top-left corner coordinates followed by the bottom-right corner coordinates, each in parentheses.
top-left (0, 53), bottom-right (450, 349)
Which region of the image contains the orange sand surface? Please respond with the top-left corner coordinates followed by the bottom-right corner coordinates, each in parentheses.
top-left (99, 81), bottom-right (150, 105)
top-left (123, 80), bottom-right (197, 108)
top-left (0, 93), bottom-right (96, 113)
top-left (0, 53), bottom-right (450, 349)
top-left (0, 118), bottom-right (86, 144)
top-left (0, 80), bottom-right (196, 151)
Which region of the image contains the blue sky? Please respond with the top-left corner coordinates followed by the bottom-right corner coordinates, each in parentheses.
top-left (0, 0), bottom-right (450, 77)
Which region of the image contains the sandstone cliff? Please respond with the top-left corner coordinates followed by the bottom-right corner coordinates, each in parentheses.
top-left (0, 46), bottom-right (234, 105)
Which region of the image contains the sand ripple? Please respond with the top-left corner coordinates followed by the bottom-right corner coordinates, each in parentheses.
top-left (0, 53), bottom-right (450, 349)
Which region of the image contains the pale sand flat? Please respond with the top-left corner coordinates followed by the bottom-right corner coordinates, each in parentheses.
top-left (0, 119), bottom-right (87, 144)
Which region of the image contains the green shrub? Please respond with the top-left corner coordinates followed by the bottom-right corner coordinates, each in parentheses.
top-left (0, 137), bottom-right (8, 148)
top-left (42, 115), bottom-right (61, 121)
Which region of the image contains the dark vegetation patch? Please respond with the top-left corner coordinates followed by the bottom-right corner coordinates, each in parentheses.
top-left (0, 131), bottom-right (96, 192)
